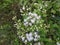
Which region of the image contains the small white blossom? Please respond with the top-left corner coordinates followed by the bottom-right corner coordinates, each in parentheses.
top-left (34, 38), bottom-right (37, 41)
top-left (33, 13), bottom-right (37, 17)
top-left (26, 33), bottom-right (29, 37)
top-left (26, 33), bottom-right (30, 41)
top-left (38, 42), bottom-right (41, 45)
top-left (22, 6), bottom-right (25, 10)
top-left (22, 37), bottom-right (25, 41)
top-left (57, 42), bottom-right (60, 45)
top-left (38, 35), bottom-right (40, 38)
top-left (20, 9), bottom-right (23, 12)
top-left (35, 34), bottom-right (38, 38)
top-left (28, 12), bottom-right (32, 15)
top-left (52, 15), bottom-right (55, 17)
top-left (24, 40), bottom-right (27, 43)
top-left (40, 6), bottom-right (42, 9)
top-left (27, 8), bottom-right (29, 10)
top-left (36, 16), bottom-right (41, 19)
top-left (31, 19), bottom-right (35, 23)
top-left (29, 23), bottom-right (32, 26)
top-left (34, 32), bottom-right (38, 35)
top-left (34, 3), bottom-right (38, 5)
top-left (24, 19), bottom-right (27, 22)
top-left (45, 4), bottom-right (48, 7)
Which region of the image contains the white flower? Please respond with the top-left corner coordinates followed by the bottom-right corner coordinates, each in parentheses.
top-left (26, 33), bottom-right (29, 37)
top-left (24, 19), bottom-right (27, 22)
top-left (26, 32), bottom-right (33, 41)
top-left (33, 13), bottom-right (37, 17)
top-left (26, 33), bottom-right (30, 41)
top-left (27, 8), bottom-right (29, 10)
top-left (31, 19), bottom-right (35, 23)
top-left (29, 32), bottom-right (33, 41)
top-left (38, 42), bottom-right (41, 45)
top-left (22, 6), bottom-right (25, 10)
top-left (40, 6), bottom-right (42, 9)
top-left (28, 12), bottom-right (32, 15)
top-left (34, 3), bottom-right (38, 5)
top-left (34, 32), bottom-right (38, 35)
top-left (52, 15), bottom-right (55, 17)
top-left (57, 42), bottom-right (60, 45)
top-left (14, 24), bottom-right (17, 27)
top-left (22, 37), bottom-right (25, 41)
top-left (37, 35), bottom-right (40, 38)
top-left (34, 38), bottom-right (37, 41)
top-left (36, 16), bottom-right (41, 19)
top-left (29, 23), bottom-right (32, 26)
top-left (35, 34), bottom-right (38, 38)
top-left (20, 9), bottom-right (23, 12)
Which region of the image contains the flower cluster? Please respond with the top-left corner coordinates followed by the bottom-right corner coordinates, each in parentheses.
top-left (19, 31), bottom-right (40, 43)
top-left (24, 12), bottom-right (41, 26)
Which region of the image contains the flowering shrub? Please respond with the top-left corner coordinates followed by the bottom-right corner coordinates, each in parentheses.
top-left (0, 0), bottom-right (60, 45)
top-left (12, 0), bottom-right (60, 45)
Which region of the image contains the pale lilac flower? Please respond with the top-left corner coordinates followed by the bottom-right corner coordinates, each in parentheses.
top-left (29, 32), bottom-right (33, 37)
top-left (26, 32), bottom-right (33, 41)
top-left (24, 40), bottom-right (27, 43)
top-left (30, 37), bottom-right (33, 41)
